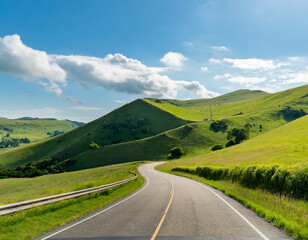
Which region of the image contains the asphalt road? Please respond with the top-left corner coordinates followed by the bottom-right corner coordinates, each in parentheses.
top-left (39, 162), bottom-right (293, 240)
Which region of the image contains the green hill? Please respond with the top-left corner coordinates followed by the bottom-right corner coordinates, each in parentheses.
top-left (0, 118), bottom-right (80, 142)
top-left (161, 114), bottom-right (308, 170)
top-left (0, 85), bottom-right (307, 172)
top-left (0, 99), bottom-right (190, 170)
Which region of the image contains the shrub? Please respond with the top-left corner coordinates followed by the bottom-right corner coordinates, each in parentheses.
top-left (227, 127), bottom-right (250, 144)
top-left (210, 120), bottom-right (228, 132)
top-left (168, 147), bottom-right (185, 159)
top-left (212, 144), bottom-right (224, 151)
top-left (278, 106), bottom-right (307, 121)
top-left (173, 165), bottom-right (308, 200)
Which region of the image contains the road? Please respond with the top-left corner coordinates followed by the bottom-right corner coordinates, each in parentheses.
top-left (39, 162), bottom-right (293, 240)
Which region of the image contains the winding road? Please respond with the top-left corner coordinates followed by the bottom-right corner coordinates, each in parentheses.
top-left (38, 162), bottom-right (293, 240)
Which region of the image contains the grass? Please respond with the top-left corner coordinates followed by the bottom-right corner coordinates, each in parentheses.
top-left (0, 84), bottom-right (307, 173)
top-left (0, 162), bottom-right (140, 205)
top-left (0, 99), bottom-right (190, 170)
top-left (159, 170), bottom-right (308, 240)
top-left (156, 114), bottom-right (308, 239)
top-left (159, 114), bottom-right (308, 169)
top-left (0, 172), bottom-right (144, 240)
top-left (165, 169), bottom-right (308, 239)
top-left (0, 118), bottom-right (79, 142)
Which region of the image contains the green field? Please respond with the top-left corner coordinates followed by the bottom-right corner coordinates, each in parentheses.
top-left (0, 162), bottom-right (144, 240)
top-left (0, 118), bottom-right (80, 142)
top-left (160, 114), bottom-right (308, 169)
top-left (0, 162), bottom-right (139, 205)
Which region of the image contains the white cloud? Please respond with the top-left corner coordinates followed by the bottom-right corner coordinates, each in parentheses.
top-left (115, 100), bottom-right (125, 103)
top-left (0, 35), bottom-right (66, 95)
top-left (280, 71), bottom-right (308, 85)
top-left (227, 76), bottom-right (267, 85)
top-left (208, 58), bottom-right (222, 64)
top-left (70, 107), bottom-right (104, 111)
top-left (201, 66), bottom-right (209, 72)
top-left (223, 58), bottom-right (281, 70)
top-left (213, 73), bottom-right (231, 80)
top-left (212, 46), bottom-right (230, 51)
top-left (160, 52), bottom-right (188, 69)
top-left (0, 34), bottom-right (217, 99)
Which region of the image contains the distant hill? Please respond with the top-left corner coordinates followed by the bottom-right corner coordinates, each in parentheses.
top-left (0, 118), bottom-right (81, 143)
top-left (0, 85), bottom-right (307, 172)
top-left (66, 120), bottom-right (85, 126)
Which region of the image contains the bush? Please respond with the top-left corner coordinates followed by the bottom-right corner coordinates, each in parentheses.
top-left (210, 120), bottom-right (228, 132)
top-left (279, 106), bottom-right (307, 121)
top-left (227, 127), bottom-right (250, 144)
top-left (173, 165), bottom-right (308, 200)
top-left (212, 144), bottom-right (224, 151)
top-left (168, 147), bottom-right (185, 159)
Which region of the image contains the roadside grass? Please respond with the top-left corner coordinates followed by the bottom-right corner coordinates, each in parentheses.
top-left (0, 173), bottom-right (144, 240)
top-left (159, 170), bottom-right (308, 240)
top-left (0, 162), bottom-right (141, 205)
top-left (156, 115), bottom-right (308, 239)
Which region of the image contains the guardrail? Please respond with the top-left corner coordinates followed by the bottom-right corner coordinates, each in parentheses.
top-left (0, 174), bottom-right (137, 216)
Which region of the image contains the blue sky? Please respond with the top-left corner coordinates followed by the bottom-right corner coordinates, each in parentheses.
top-left (1, 0), bottom-right (308, 122)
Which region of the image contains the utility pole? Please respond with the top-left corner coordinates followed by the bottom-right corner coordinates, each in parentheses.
top-left (210, 105), bottom-right (213, 120)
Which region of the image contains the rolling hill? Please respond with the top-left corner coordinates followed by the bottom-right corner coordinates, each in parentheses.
top-left (0, 118), bottom-right (81, 142)
top-left (0, 85), bottom-right (307, 172)
top-left (0, 99), bottom-right (190, 170)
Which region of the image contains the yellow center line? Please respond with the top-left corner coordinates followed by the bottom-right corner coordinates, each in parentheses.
top-left (148, 166), bottom-right (175, 240)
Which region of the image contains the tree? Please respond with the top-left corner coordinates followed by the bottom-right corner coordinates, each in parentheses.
top-left (227, 127), bottom-right (250, 145)
top-left (212, 144), bottom-right (224, 151)
top-left (168, 147), bottom-right (185, 159)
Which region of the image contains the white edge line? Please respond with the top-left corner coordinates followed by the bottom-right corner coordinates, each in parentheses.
top-left (194, 181), bottom-right (270, 240)
top-left (40, 168), bottom-right (150, 240)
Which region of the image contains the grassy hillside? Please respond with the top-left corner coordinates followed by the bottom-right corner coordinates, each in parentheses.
top-left (148, 89), bottom-right (269, 108)
top-left (0, 118), bottom-right (79, 142)
top-left (160, 114), bottom-right (308, 169)
top-left (0, 85), bottom-right (307, 172)
top-left (0, 99), bottom-right (190, 170)
top-left (146, 84), bottom-right (308, 121)
top-left (66, 110), bottom-right (289, 171)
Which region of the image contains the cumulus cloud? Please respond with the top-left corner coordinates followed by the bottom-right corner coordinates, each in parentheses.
top-left (212, 46), bottom-right (230, 51)
top-left (0, 34), bottom-right (217, 99)
top-left (0, 35), bottom-right (66, 95)
top-left (280, 70), bottom-right (308, 85)
top-left (160, 52), bottom-right (188, 69)
top-left (201, 66), bottom-right (209, 72)
top-left (223, 58), bottom-right (282, 70)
